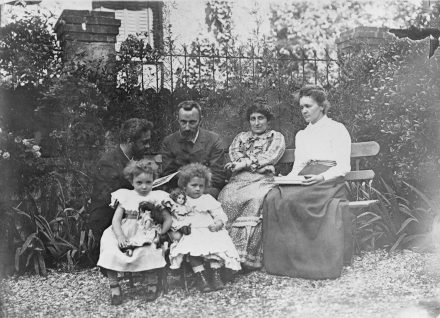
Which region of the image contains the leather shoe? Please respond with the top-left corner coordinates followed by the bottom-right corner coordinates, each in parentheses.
top-left (110, 283), bottom-right (123, 306)
top-left (195, 271), bottom-right (212, 293)
top-left (210, 269), bottom-right (225, 291)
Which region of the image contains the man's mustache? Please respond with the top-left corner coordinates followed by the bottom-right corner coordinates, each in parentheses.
top-left (181, 130), bottom-right (194, 136)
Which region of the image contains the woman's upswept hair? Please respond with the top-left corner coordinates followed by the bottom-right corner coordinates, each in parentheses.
top-left (298, 85), bottom-right (331, 114)
top-left (119, 118), bottom-right (153, 143)
top-left (177, 163), bottom-right (212, 189)
top-left (123, 158), bottom-right (159, 182)
top-left (246, 98), bottom-right (274, 121)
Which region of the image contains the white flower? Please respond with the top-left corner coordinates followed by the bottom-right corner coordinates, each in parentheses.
top-left (22, 139), bottom-right (31, 146)
top-left (14, 136), bottom-right (22, 143)
top-left (2, 152), bottom-right (10, 159)
top-left (32, 145), bottom-right (41, 152)
top-left (34, 151), bottom-right (41, 158)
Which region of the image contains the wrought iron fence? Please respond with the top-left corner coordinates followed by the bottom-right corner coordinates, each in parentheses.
top-left (122, 42), bottom-right (340, 92)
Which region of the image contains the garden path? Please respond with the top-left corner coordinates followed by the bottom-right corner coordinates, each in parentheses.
top-left (2, 250), bottom-right (440, 318)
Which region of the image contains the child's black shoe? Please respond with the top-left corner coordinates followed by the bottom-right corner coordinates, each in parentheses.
top-left (210, 269), bottom-right (225, 291)
top-left (195, 271), bottom-right (212, 293)
top-left (110, 283), bottom-right (123, 306)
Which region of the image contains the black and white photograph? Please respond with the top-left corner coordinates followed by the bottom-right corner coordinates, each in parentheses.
top-left (1, 0), bottom-right (440, 317)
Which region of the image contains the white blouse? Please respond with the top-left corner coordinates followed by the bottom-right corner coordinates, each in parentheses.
top-left (288, 115), bottom-right (351, 181)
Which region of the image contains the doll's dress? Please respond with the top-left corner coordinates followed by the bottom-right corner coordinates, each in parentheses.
top-left (97, 189), bottom-right (169, 272)
top-left (128, 212), bottom-right (161, 247)
top-left (168, 194), bottom-right (241, 271)
top-left (170, 202), bottom-right (192, 231)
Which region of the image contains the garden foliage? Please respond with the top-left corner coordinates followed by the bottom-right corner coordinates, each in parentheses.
top-left (1, 3), bottom-right (440, 276)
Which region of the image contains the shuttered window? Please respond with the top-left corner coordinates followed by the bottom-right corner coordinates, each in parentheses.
top-left (95, 6), bottom-right (154, 51)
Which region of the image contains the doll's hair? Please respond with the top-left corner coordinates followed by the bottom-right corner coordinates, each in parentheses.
top-left (169, 188), bottom-right (186, 204)
top-left (177, 163), bottom-right (212, 189)
top-left (138, 201), bottom-right (164, 224)
top-left (123, 158), bottom-right (159, 182)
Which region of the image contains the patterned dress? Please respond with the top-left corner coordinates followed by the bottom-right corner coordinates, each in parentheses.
top-left (168, 194), bottom-right (241, 271)
top-left (218, 130), bottom-right (285, 268)
top-left (97, 189), bottom-right (169, 272)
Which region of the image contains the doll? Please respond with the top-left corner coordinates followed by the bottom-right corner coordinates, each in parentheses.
top-left (162, 188), bottom-right (192, 243)
top-left (120, 201), bottom-right (162, 256)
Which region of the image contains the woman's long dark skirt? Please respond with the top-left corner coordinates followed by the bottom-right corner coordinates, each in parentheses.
top-left (262, 176), bottom-right (353, 279)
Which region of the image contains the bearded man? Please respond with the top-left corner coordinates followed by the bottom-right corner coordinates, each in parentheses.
top-left (87, 118), bottom-right (153, 263)
top-left (160, 101), bottom-right (226, 198)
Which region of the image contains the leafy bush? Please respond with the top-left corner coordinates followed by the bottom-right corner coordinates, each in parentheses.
top-left (0, 11), bottom-right (60, 88)
top-left (351, 178), bottom-right (439, 253)
top-left (331, 39), bottom-right (440, 196)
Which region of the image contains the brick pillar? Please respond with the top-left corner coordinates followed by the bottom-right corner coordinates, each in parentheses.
top-left (54, 10), bottom-right (121, 66)
top-left (336, 26), bottom-right (395, 54)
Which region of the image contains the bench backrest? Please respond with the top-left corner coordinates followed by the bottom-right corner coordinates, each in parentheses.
top-left (154, 141), bottom-right (380, 182)
top-left (278, 141), bottom-right (380, 182)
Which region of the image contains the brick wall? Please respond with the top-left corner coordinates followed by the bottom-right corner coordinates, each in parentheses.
top-left (54, 10), bottom-right (121, 65)
top-left (336, 26), bottom-right (395, 53)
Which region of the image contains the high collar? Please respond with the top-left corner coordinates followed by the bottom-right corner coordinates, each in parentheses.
top-left (250, 129), bottom-right (272, 138)
top-left (307, 115), bottom-right (330, 129)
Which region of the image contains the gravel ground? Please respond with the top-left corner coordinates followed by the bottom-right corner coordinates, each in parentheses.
top-left (2, 249), bottom-right (440, 318)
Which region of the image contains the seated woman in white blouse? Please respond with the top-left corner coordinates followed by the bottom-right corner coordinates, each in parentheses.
top-left (262, 85), bottom-right (352, 280)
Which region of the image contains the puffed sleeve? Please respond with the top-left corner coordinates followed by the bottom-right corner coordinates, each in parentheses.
top-left (252, 131), bottom-right (286, 168)
top-left (206, 195), bottom-right (228, 224)
top-left (228, 132), bottom-right (247, 162)
top-left (288, 131), bottom-right (308, 177)
top-left (151, 190), bottom-right (171, 205)
top-left (109, 189), bottom-right (132, 209)
top-left (320, 123), bottom-right (351, 181)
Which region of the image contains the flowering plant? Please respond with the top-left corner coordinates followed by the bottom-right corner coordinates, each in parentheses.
top-left (0, 128), bottom-right (46, 198)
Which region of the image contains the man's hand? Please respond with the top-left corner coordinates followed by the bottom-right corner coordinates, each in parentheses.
top-left (208, 220), bottom-right (224, 232)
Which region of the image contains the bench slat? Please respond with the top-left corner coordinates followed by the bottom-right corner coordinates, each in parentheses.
top-left (351, 141), bottom-right (380, 158)
top-left (278, 141), bottom-right (380, 164)
top-left (345, 170), bottom-right (375, 181)
top-left (278, 149), bottom-right (295, 164)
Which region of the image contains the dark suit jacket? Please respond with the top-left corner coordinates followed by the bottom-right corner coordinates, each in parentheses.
top-left (160, 129), bottom-right (226, 190)
top-left (89, 146), bottom-right (132, 212)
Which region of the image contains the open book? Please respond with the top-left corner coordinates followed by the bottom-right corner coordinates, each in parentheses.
top-left (152, 171), bottom-right (179, 188)
top-left (273, 175), bottom-right (307, 185)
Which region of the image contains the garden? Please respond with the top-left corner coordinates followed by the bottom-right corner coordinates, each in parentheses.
top-left (1, 0), bottom-right (440, 317)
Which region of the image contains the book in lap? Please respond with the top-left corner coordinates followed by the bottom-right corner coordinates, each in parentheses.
top-left (273, 175), bottom-right (307, 185)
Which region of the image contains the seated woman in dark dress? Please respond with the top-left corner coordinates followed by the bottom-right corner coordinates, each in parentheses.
top-left (263, 85), bottom-right (352, 279)
top-left (219, 100), bottom-right (285, 270)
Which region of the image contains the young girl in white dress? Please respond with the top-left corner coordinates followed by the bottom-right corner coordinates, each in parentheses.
top-left (97, 159), bottom-right (172, 305)
top-left (169, 163), bottom-right (241, 293)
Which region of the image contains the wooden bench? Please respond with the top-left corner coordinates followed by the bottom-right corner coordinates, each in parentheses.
top-left (154, 141), bottom-right (380, 210)
top-left (277, 141), bottom-right (380, 210)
